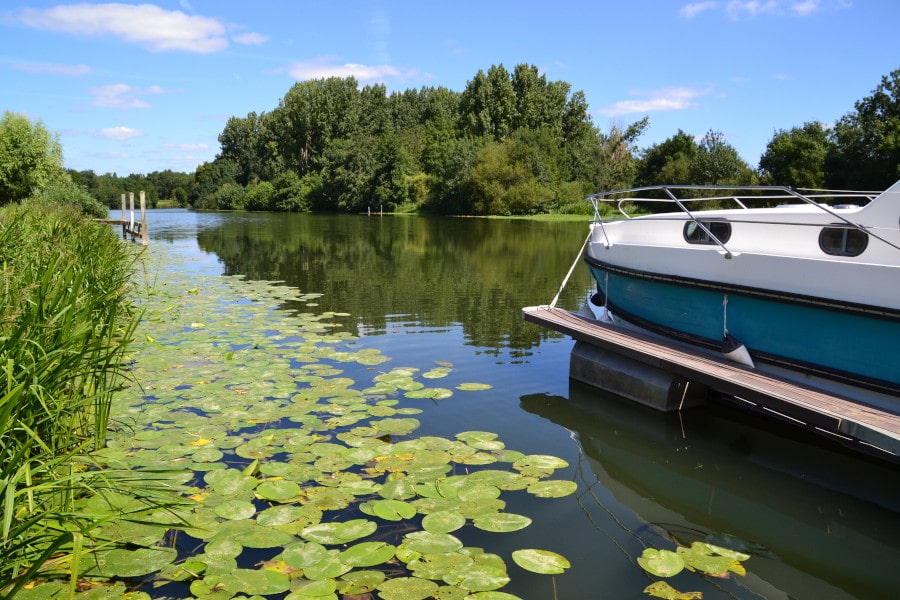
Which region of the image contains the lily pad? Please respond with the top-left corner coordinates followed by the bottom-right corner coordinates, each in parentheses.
top-left (405, 387), bottom-right (454, 400)
top-left (285, 577), bottom-right (337, 597)
top-left (677, 542), bottom-right (747, 576)
top-left (302, 549), bottom-right (352, 579)
top-left (408, 552), bottom-right (473, 581)
top-left (205, 468), bottom-right (258, 497)
top-left (97, 547), bottom-right (178, 577)
top-left (371, 498), bottom-right (417, 521)
top-left (643, 581), bottom-right (703, 600)
top-left (338, 570), bottom-right (385, 595)
top-left (256, 479), bottom-right (301, 502)
top-left (456, 383), bottom-right (493, 391)
top-left (526, 480), bottom-right (577, 498)
top-left (377, 576), bottom-right (439, 600)
top-left (214, 499), bottom-right (256, 520)
top-left (637, 548), bottom-right (685, 578)
top-left (301, 519), bottom-right (377, 545)
top-left (442, 563), bottom-right (510, 592)
top-left (402, 531), bottom-right (464, 554)
top-left (341, 541), bottom-right (396, 567)
top-left (511, 549), bottom-right (570, 575)
top-left (473, 513), bottom-right (532, 533)
top-left (282, 541), bottom-right (329, 568)
top-left (421, 511), bottom-right (466, 534)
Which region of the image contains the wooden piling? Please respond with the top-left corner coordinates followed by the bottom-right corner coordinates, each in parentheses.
top-left (120, 194), bottom-right (127, 239)
top-left (97, 190), bottom-right (149, 244)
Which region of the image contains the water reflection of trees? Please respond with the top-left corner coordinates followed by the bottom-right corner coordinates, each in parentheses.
top-left (196, 214), bottom-right (591, 350)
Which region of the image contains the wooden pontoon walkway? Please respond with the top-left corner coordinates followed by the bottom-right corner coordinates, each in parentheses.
top-left (523, 305), bottom-right (900, 464)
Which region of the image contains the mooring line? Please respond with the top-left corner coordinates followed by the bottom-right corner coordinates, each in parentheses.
top-left (550, 230), bottom-right (592, 309)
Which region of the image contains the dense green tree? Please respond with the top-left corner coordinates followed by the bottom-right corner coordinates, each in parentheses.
top-left (422, 135), bottom-right (486, 215)
top-left (469, 140), bottom-right (552, 215)
top-left (359, 84), bottom-right (392, 136)
top-left (218, 112), bottom-right (276, 185)
top-left (460, 65), bottom-right (516, 140)
top-left (690, 130), bottom-right (755, 185)
top-left (191, 159), bottom-right (239, 208)
top-left (509, 127), bottom-right (565, 191)
top-left (197, 64), bottom-right (605, 215)
top-left (372, 133), bottom-right (413, 209)
top-left (319, 136), bottom-right (377, 212)
top-left (209, 182), bottom-right (245, 210)
top-left (271, 170), bottom-right (314, 212)
top-left (420, 86), bottom-right (461, 127)
top-left (244, 180), bottom-right (275, 211)
top-left (0, 111), bottom-right (68, 205)
top-left (69, 168), bottom-right (98, 193)
top-left (759, 122), bottom-right (832, 188)
top-left (635, 129), bottom-right (698, 186)
top-left (510, 64), bottom-right (568, 134)
top-left (594, 118), bottom-right (649, 190)
top-left (173, 186), bottom-right (189, 207)
top-left (146, 169), bottom-right (194, 203)
top-left (826, 69), bottom-right (900, 190)
top-left (271, 77), bottom-right (361, 175)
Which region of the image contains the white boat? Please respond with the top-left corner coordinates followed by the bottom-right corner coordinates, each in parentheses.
top-left (584, 181), bottom-right (900, 412)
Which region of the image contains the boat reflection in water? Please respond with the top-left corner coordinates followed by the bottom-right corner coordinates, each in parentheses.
top-left (520, 381), bottom-right (900, 600)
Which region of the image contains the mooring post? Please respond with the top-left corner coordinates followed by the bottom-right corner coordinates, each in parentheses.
top-left (129, 192), bottom-right (135, 241)
top-left (120, 193), bottom-right (127, 239)
top-left (139, 190), bottom-right (148, 245)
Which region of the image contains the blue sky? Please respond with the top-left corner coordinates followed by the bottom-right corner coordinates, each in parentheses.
top-left (1, 1), bottom-right (898, 176)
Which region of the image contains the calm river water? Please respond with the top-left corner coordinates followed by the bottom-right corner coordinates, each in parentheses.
top-left (145, 209), bottom-right (899, 600)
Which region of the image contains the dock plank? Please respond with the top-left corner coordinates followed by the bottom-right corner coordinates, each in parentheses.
top-left (523, 305), bottom-right (900, 462)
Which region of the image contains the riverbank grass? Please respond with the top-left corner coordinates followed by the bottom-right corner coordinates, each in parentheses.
top-left (0, 200), bottom-right (162, 595)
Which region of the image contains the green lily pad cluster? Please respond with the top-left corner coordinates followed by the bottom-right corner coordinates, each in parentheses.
top-left (638, 541), bottom-right (750, 599)
top-left (33, 246), bottom-right (576, 599)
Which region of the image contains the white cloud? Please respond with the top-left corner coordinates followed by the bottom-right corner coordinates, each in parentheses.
top-left (89, 83), bottom-right (168, 109)
top-left (726, 0), bottom-right (779, 19)
top-left (19, 3), bottom-right (229, 53)
top-left (13, 61), bottom-right (91, 76)
top-left (287, 60), bottom-right (409, 82)
top-left (791, 0), bottom-right (821, 15)
top-left (680, 2), bottom-right (719, 18)
top-left (598, 87), bottom-right (712, 117)
top-left (100, 126), bottom-right (143, 141)
top-left (690, 0), bottom-right (830, 19)
top-left (160, 143), bottom-right (208, 151)
top-left (232, 32), bottom-right (268, 46)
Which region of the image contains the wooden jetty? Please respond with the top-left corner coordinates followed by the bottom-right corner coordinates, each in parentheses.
top-left (95, 191), bottom-right (148, 245)
top-left (523, 304), bottom-right (900, 464)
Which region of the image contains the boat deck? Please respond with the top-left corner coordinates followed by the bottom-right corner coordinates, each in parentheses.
top-left (522, 305), bottom-right (900, 463)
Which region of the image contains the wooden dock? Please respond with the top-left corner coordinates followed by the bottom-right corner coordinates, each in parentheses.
top-left (95, 191), bottom-right (148, 245)
top-left (523, 305), bottom-right (900, 464)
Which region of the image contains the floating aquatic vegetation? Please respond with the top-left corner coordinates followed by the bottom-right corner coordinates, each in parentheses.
top-left (22, 245), bottom-right (577, 599)
top-left (638, 541), bottom-right (750, 599)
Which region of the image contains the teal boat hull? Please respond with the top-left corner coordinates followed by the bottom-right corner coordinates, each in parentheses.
top-left (587, 260), bottom-right (900, 394)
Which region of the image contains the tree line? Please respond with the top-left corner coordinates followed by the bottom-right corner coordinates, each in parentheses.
top-left (3, 66), bottom-right (899, 214)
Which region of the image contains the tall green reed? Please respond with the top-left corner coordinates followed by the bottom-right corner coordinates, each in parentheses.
top-left (0, 200), bottom-right (145, 594)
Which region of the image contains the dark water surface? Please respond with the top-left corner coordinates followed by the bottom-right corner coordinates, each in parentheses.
top-left (146, 209), bottom-right (900, 600)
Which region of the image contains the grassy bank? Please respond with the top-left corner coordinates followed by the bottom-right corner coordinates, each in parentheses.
top-left (0, 200), bottom-right (142, 595)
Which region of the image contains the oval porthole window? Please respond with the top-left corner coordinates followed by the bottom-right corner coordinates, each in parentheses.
top-left (684, 220), bottom-right (732, 245)
top-left (819, 225), bottom-right (868, 257)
